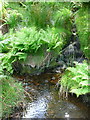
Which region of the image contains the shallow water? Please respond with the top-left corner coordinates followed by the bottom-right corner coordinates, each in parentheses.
top-left (15, 73), bottom-right (89, 119)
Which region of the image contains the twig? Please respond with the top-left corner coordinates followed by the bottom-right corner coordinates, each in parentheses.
top-left (24, 90), bottom-right (33, 101)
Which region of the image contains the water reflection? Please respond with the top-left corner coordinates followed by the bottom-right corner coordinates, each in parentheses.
top-left (16, 73), bottom-right (89, 119)
top-left (23, 92), bottom-right (50, 118)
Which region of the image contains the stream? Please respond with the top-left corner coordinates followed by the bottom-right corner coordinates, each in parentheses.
top-left (13, 73), bottom-right (89, 119)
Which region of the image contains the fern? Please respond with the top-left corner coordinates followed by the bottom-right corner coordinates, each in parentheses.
top-left (60, 61), bottom-right (90, 97)
top-left (75, 6), bottom-right (90, 59)
top-left (5, 9), bottom-right (23, 28)
top-left (1, 27), bottom-right (69, 74)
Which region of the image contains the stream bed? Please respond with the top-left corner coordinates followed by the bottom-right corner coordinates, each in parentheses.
top-left (14, 73), bottom-right (89, 119)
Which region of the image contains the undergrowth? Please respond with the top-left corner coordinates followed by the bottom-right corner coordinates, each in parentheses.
top-left (60, 61), bottom-right (90, 97)
top-left (1, 27), bottom-right (70, 74)
top-left (2, 2), bottom-right (72, 29)
top-left (75, 5), bottom-right (90, 59)
top-left (5, 9), bottom-right (23, 28)
top-left (0, 65), bottom-right (24, 118)
top-left (0, 2), bottom-right (89, 118)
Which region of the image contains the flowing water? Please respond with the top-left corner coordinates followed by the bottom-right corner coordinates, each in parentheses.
top-left (14, 73), bottom-right (89, 119)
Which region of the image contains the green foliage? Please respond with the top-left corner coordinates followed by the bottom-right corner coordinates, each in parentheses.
top-left (1, 27), bottom-right (68, 74)
top-left (0, 2), bottom-right (73, 118)
top-left (3, 2), bottom-right (72, 29)
top-left (12, 27), bottom-right (65, 52)
top-left (0, 2), bottom-right (72, 74)
top-left (60, 61), bottom-right (90, 97)
top-left (25, 2), bottom-right (72, 29)
top-left (53, 8), bottom-right (72, 28)
top-left (5, 9), bottom-right (23, 28)
top-left (0, 39), bottom-right (11, 53)
top-left (1, 2), bottom-right (22, 29)
top-left (0, 74), bottom-right (24, 118)
top-left (0, 30), bottom-right (15, 53)
top-left (75, 5), bottom-right (90, 59)
top-left (26, 3), bottom-right (52, 28)
top-left (0, 62), bottom-right (24, 118)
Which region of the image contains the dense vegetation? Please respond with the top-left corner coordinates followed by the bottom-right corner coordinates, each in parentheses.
top-left (0, 27), bottom-right (71, 74)
top-left (60, 61), bottom-right (90, 97)
top-left (0, 63), bottom-right (24, 118)
top-left (0, 1), bottom-right (89, 118)
top-left (0, 2), bottom-right (72, 74)
top-left (59, 3), bottom-right (90, 97)
top-left (75, 4), bottom-right (90, 59)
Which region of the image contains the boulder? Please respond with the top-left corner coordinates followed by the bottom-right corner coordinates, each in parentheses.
top-left (13, 49), bottom-right (58, 75)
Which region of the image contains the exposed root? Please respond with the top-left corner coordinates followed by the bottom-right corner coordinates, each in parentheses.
top-left (59, 86), bottom-right (69, 100)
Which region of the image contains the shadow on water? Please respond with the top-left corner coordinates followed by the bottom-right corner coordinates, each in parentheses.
top-left (13, 73), bottom-right (89, 119)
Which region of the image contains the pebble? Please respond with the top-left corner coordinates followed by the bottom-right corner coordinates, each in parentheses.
top-left (65, 112), bottom-right (70, 118)
top-left (45, 80), bottom-right (48, 83)
top-left (51, 77), bottom-right (55, 80)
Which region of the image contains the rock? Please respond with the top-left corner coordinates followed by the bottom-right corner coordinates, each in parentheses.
top-left (13, 49), bottom-right (59, 75)
top-left (13, 61), bottom-right (23, 74)
top-left (51, 77), bottom-right (56, 80)
top-left (12, 34), bottom-right (86, 75)
top-left (81, 94), bottom-right (90, 106)
top-left (45, 80), bottom-right (48, 83)
top-left (0, 20), bottom-right (9, 34)
top-left (57, 39), bottom-right (85, 68)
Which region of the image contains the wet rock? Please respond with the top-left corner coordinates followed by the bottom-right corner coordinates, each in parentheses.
top-left (13, 61), bottom-right (23, 74)
top-left (81, 94), bottom-right (90, 106)
top-left (0, 19), bottom-right (9, 35)
top-left (13, 34), bottom-right (86, 75)
top-left (51, 77), bottom-right (56, 80)
top-left (13, 50), bottom-right (59, 75)
top-left (57, 40), bottom-right (85, 68)
top-left (45, 80), bottom-right (48, 83)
